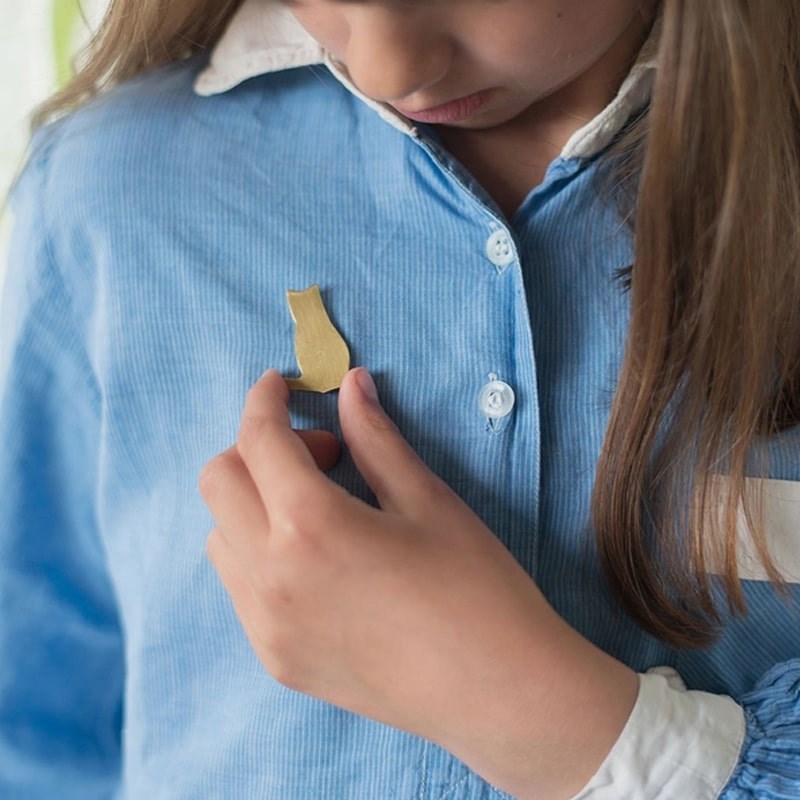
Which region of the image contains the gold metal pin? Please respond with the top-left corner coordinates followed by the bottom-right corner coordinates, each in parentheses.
top-left (285, 284), bottom-right (350, 393)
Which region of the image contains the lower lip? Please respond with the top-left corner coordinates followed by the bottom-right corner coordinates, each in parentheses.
top-left (395, 90), bottom-right (493, 124)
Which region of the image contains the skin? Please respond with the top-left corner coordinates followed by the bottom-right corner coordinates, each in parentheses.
top-left (202, 3), bottom-right (656, 797)
top-left (201, 371), bottom-right (638, 800)
top-left (283, 0), bottom-right (657, 214)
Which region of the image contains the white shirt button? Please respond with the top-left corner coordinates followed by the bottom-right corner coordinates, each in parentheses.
top-left (485, 230), bottom-right (515, 267)
top-left (478, 380), bottom-right (516, 419)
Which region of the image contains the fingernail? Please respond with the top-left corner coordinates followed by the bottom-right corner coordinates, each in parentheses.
top-left (355, 368), bottom-right (379, 403)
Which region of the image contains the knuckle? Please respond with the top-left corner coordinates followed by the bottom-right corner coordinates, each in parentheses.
top-left (237, 412), bottom-right (269, 457)
top-left (269, 498), bottom-right (305, 539)
top-left (274, 488), bottom-right (330, 538)
top-left (198, 452), bottom-right (236, 500)
top-left (271, 510), bottom-right (316, 559)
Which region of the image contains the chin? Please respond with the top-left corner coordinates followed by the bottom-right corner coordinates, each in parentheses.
top-left (441, 108), bottom-right (525, 132)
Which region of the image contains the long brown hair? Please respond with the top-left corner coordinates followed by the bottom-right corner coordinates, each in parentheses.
top-left (32, 0), bottom-right (243, 127)
top-left (596, 0), bottom-right (800, 646)
top-left (36, 0), bottom-right (800, 648)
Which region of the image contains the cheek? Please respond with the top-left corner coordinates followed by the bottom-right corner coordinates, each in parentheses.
top-left (469, 29), bottom-right (573, 89)
top-left (460, 4), bottom-right (579, 83)
top-left (554, 0), bottom-right (651, 54)
top-left (477, 1), bottom-right (641, 86)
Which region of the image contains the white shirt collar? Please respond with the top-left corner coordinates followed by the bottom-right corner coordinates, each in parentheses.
top-left (194, 0), bottom-right (659, 158)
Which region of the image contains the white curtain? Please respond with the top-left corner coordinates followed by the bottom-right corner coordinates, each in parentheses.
top-left (0, 0), bottom-right (105, 286)
top-left (0, 2), bottom-right (55, 196)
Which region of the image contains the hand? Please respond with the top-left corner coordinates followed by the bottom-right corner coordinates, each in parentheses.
top-left (199, 368), bottom-right (638, 800)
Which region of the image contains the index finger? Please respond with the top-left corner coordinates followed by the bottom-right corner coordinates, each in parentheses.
top-left (237, 369), bottom-right (329, 506)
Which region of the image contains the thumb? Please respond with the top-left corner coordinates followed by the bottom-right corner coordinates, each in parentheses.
top-left (338, 368), bottom-right (444, 514)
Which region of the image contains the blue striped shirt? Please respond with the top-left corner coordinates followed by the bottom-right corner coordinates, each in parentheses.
top-left (1, 7), bottom-right (799, 796)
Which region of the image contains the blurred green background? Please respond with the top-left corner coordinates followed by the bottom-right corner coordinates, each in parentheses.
top-left (1, 1), bottom-right (99, 282)
top-left (53, 0), bottom-right (85, 86)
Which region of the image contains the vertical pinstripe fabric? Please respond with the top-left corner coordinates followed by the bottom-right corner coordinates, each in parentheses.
top-left (1, 56), bottom-right (800, 799)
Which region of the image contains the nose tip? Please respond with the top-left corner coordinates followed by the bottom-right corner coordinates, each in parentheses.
top-left (344, 21), bottom-right (451, 103)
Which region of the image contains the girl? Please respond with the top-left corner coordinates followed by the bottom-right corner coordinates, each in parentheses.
top-left (2, 0), bottom-right (799, 797)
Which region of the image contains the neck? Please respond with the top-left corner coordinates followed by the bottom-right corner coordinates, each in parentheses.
top-left (437, 6), bottom-right (656, 218)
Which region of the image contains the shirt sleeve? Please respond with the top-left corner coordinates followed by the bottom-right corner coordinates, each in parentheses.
top-left (0, 135), bottom-right (124, 799)
top-left (570, 661), bottom-right (800, 799)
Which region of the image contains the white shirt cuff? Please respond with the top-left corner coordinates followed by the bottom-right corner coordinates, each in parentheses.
top-left (570, 667), bottom-right (746, 800)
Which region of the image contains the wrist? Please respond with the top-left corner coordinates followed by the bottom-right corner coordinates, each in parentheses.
top-left (437, 611), bottom-right (638, 800)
